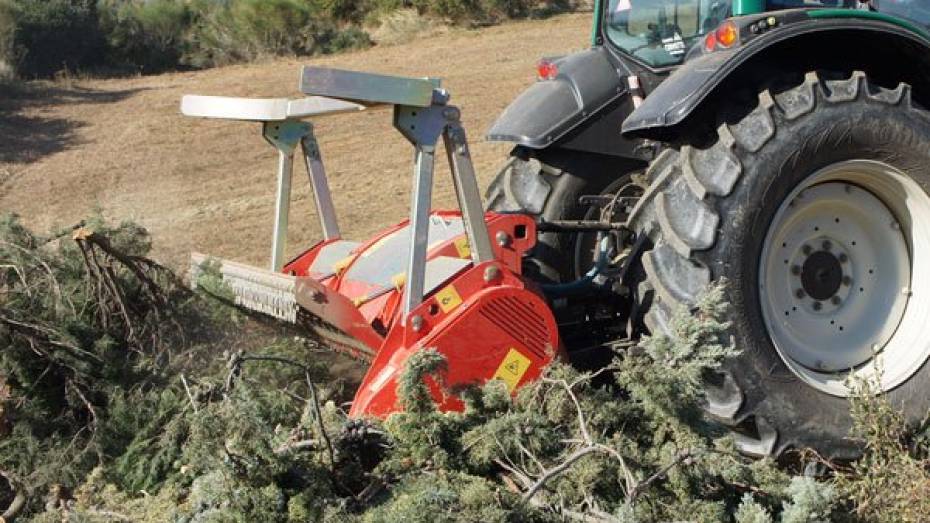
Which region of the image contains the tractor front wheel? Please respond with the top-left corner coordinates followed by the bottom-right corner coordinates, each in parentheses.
top-left (634, 71), bottom-right (930, 459)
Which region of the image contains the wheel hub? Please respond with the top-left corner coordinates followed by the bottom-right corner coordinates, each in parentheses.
top-left (761, 177), bottom-right (912, 378)
top-left (800, 250), bottom-right (842, 301)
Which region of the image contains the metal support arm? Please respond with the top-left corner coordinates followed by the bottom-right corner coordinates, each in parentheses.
top-left (301, 132), bottom-right (341, 241)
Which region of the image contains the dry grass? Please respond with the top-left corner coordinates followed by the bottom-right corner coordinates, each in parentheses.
top-left (0, 13), bottom-right (590, 270)
top-left (370, 9), bottom-right (449, 46)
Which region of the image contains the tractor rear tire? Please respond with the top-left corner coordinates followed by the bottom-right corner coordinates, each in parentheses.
top-left (486, 149), bottom-right (637, 283)
top-left (634, 71), bottom-right (930, 459)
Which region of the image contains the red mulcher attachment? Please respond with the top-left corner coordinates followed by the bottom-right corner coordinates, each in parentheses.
top-left (182, 67), bottom-right (561, 418)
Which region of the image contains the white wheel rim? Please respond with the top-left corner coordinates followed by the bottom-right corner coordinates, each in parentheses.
top-left (759, 160), bottom-right (930, 396)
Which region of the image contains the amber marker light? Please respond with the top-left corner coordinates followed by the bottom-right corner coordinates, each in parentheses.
top-left (715, 20), bottom-right (739, 48)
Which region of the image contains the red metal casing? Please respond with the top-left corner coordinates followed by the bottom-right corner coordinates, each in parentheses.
top-left (280, 211), bottom-right (562, 418)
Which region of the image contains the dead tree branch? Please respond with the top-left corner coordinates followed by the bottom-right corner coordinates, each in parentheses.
top-left (0, 469), bottom-right (26, 522)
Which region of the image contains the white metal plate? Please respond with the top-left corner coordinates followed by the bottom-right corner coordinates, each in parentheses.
top-left (181, 95), bottom-right (364, 121)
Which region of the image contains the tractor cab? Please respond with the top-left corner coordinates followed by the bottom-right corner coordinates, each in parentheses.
top-left (602, 0), bottom-right (930, 69)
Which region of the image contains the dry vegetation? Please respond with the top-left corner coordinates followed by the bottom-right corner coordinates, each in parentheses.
top-left (0, 13), bottom-right (590, 270)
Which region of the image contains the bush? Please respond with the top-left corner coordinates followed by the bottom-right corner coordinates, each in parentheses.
top-left (0, 0), bottom-right (573, 78)
top-left (0, 0), bottom-right (14, 80)
top-left (8, 0), bottom-right (106, 77)
top-left (98, 0), bottom-right (191, 74)
top-left (185, 0), bottom-right (319, 67)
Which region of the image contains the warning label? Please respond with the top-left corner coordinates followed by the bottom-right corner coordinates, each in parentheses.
top-left (492, 348), bottom-right (532, 392)
top-left (435, 284), bottom-right (463, 313)
top-left (453, 237), bottom-right (471, 259)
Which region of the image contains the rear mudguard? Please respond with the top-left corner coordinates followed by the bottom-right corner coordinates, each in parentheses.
top-left (621, 9), bottom-right (930, 139)
top-left (487, 47), bottom-right (628, 151)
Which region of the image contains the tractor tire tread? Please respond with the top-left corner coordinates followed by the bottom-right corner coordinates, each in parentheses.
top-left (636, 70), bottom-right (919, 458)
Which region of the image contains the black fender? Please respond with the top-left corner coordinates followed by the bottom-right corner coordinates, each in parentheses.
top-left (621, 10), bottom-right (930, 140)
top-left (487, 47), bottom-right (632, 153)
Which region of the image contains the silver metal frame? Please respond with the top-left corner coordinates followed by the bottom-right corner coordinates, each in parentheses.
top-left (262, 120), bottom-right (343, 271)
top-left (299, 66), bottom-right (496, 317)
top-left (181, 95), bottom-right (358, 272)
top-left (184, 67), bottom-right (496, 319)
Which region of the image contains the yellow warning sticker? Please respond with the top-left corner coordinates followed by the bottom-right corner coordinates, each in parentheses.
top-left (332, 256), bottom-right (354, 273)
top-left (435, 284), bottom-right (463, 313)
top-left (453, 237), bottom-right (471, 259)
top-left (492, 348), bottom-right (532, 392)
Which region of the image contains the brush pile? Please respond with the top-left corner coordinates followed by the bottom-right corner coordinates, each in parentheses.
top-left (0, 214), bottom-right (926, 522)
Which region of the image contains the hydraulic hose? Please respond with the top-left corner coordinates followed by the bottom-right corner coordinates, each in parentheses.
top-left (540, 235), bottom-right (610, 297)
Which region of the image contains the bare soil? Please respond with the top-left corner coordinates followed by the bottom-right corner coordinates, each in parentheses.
top-left (0, 14), bottom-right (589, 270)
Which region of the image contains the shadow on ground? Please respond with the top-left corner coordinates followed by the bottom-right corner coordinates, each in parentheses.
top-left (0, 82), bottom-right (145, 165)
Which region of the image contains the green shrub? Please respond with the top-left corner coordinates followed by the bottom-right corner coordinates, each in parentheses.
top-left (9, 0), bottom-right (106, 77)
top-left (185, 0), bottom-right (317, 67)
top-left (0, 0), bottom-right (14, 80)
top-left (98, 0), bottom-right (191, 74)
top-left (324, 25), bottom-right (373, 53)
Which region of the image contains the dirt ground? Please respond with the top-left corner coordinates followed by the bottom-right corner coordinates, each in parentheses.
top-left (0, 14), bottom-right (590, 270)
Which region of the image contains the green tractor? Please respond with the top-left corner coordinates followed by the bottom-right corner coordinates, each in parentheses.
top-left (486, 0), bottom-right (930, 459)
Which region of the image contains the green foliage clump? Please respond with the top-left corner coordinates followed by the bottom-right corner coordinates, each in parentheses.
top-left (6, 0), bottom-right (106, 77)
top-left (0, 0), bottom-right (573, 79)
top-left (0, 0), bottom-right (14, 80)
top-left (831, 371), bottom-right (930, 522)
top-left (98, 0), bottom-right (192, 74)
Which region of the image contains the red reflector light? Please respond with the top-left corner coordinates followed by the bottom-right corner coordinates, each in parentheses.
top-left (536, 59), bottom-right (559, 81)
top-left (715, 21), bottom-right (738, 48)
top-left (704, 32), bottom-right (717, 53)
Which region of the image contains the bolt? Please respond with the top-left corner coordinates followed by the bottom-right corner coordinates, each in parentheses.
top-left (831, 295), bottom-right (841, 305)
top-left (795, 289), bottom-right (806, 299)
top-left (496, 231), bottom-right (511, 247)
top-left (442, 107), bottom-right (460, 121)
top-left (802, 244), bottom-right (813, 255)
top-left (891, 221), bottom-right (901, 231)
top-left (410, 315), bottom-right (424, 332)
top-left (903, 287), bottom-right (913, 296)
top-left (838, 253), bottom-right (848, 263)
top-left (813, 301), bottom-right (822, 311)
top-left (791, 265), bottom-right (801, 276)
top-left (871, 343), bottom-right (880, 352)
top-left (822, 240), bottom-right (832, 251)
top-left (484, 265), bottom-right (501, 283)
top-left (842, 276), bottom-right (852, 286)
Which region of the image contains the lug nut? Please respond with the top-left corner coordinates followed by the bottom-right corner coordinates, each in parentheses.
top-left (838, 253), bottom-right (848, 263)
top-left (791, 265), bottom-right (801, 276)
top-left (813, 301), bottom-right (822, 311)
top-left (795, 289), bottom-right (806, 299)
top-left (842, 276), bottom-right (852, 286)
top-left (831, 296), bottom-right (841, 305)
top-left (822, 240), bottom-right (832, 251)
top-left (802, 244), bottom-right (812, 255)
top-left (410, 315), bottom-right (424, 332)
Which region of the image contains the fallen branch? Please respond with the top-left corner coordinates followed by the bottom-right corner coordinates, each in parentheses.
top-left (522, 446), bottom-right (601, 501)
top-left (274, 439), bottom-right (319, 455)
top-left (0, 470), bottom-right (26, 522)
top-left (305, 372), bottom-right (335, 470)
top-left (180, 374), bottom-right (198, 413)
